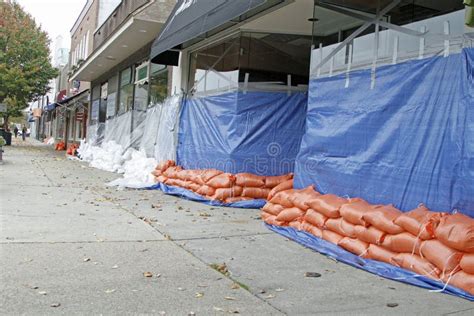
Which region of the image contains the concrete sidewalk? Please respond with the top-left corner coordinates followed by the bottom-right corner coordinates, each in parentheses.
top-left (1, 140), bottom-right (473, 315)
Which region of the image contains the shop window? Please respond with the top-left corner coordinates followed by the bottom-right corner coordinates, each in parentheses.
top-left (310, 1), bottom-right (465, 75)
top-left (148, 63), bottom-right (168, 105)
top-left (187, 32), bottom-right (312, 95)
top-left (134, 62), bottom-right (149, 111)
top-left (107, 74), bottom-right (118, 118)
top-left (118, 67), bottom-right (134, 114)
top-left (68, 112), bottom-right (74, 141)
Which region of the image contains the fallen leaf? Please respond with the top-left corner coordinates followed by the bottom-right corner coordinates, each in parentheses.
top-left (112, 265), bottom-right (118, 269)
top-left (38, 291), bottom-right (47, 295)
top-left (275, 288), bottom-right (285, 292)
top-left (105, 289), bottom-right (116, 294)
top-left (195, 292), bottom-right (204, 298)
top-left (224, 296), bottom-right (236, 301)
top-left (83, 258), bottom-right (91, 262)
top-left (143, 272), bottom-right (153, 278)
top-left (50, 303), bottom-right (60, 307)
top-left (386, 303), bottom-right (399, 308)
top-left (304, 272), bottom-right (321, 278)
top-left (213, 306), bottom-right (224, 312)
top-left (199, 212), bottom-right (211, 217)
top-left (264, 294), bottom-right (275, 299)
top-left (231, 283), bottom-right (240, 290)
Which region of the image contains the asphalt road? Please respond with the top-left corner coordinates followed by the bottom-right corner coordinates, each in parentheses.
top-left (1, 138), bottom-right (473, 315)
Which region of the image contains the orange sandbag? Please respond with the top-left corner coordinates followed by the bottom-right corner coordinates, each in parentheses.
top-left (196, 185), bottom-right (215, 196)
top-left (288, 186), bottom-right (320, 211)
top-left (306, 194), bottom-right (348, 218)
top-left (267, 179), bottom-right (293, 200)
top-left (212, 186), bottom-right (243, 201)
top-left (444, 270), bottom-right (474, 295)
top-left (392, 253), bottom-right (440, 278)
top-left (362, 204), bottom-right (404, 234)
top-left (187, 182), bottom-right (201, 192)
top-left (165, 178), bottom-right (187, 187)
top-left (303, 209), bottom-right (327, 228)
top-left (460, 254), bottom-right (474, 274)
top-left (435, 213), bottom-right (474, 253)
top-left (151, 170), bottom-right (162, 177)
top-left (322, 230), bottom-right (344, 245)
top-left (288, 221), bottom-right (302, 230)
top-left (366, 244), bottom-right (398, 265)
top-left (301, 222), bottom-right (323, 238)
top-left (325, 218), bottom-right (357, 238)
top-left (242, 187), bottom-right (271, 199)
top-left (225, 196), bottom-right (252, 203)
top-left (235, 173), bottom-right (265, 187)
top-left (339, 199), bottom-right (376, 226)
top-left (354, 225), bottom-right (386, 245)
top-left (156, 160), bottom-right (175, 172)
top-left (420, 240), bottom-right (463, 275)
top-left (163, 166), bottom-right (183, 178)
top-left (194, 169), bottom-right (223, 185)
top-left (338, 237), bottom-right (369, 257)
top-left (276, 207), bottom-right (305, 223)
top-left (269, 189), bottom-right (295, 208)
top-left (261, 212), bottom-right (282, 226)
top-left (262, 202), bottom-right (285, 216)
top-left (382, 232), bottom-right (421, 254)
top-left (156, 175), bottom-right (168, 183)
top-left (206, 173), bottom-right (236, 188)
top-left (393, 205), bottom-right (442, 240)
top-left (265, 173), bottom-right (293, 188)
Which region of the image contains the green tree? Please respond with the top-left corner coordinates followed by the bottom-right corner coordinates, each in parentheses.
top-left (0, 0), bottom-right (57, 129)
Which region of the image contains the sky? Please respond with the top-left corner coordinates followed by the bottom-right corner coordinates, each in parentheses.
top-left (16, 0), bottom-right (87, 54)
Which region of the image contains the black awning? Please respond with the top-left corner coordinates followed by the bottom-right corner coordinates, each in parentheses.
top-left (150, 0), bottom-right (284, 65)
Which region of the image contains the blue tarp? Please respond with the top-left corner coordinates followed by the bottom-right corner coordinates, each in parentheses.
top-left (178, 91), bottom-right (307, 176)
top-left (147, 182), bottom-right (266, 208)
top-left (267, 224), bottom-right (474, 301)
top-left (295, 48), bottom-right (474, 216)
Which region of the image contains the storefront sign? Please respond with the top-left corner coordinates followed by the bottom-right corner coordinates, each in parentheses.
top-left (101, 83), bottom-right (108, 99)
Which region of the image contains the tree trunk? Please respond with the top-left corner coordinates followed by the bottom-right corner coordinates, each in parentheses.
top-left (2, 115), bottom-right (9, 130)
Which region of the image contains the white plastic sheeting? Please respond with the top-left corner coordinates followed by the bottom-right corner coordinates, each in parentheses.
top-left (153, 94), bottom-right (180, 162)
top-left (106, 150), bottom-right (157, 189)
top-left (77, 95), bottom-right (181, 188)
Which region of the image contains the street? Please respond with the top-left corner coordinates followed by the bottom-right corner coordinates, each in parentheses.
top-left (1, 139), bottom-right (473, 315)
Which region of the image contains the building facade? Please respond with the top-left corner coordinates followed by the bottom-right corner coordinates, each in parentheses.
top-left (70, 0), bottom-right (176, 147)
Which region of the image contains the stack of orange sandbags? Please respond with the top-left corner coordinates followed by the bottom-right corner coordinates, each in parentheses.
top-left (66, 143), bottom-right (79, 156)
top-left (55, 141), bottom-right (65, 151)
top-left (261, 186), bottom-right (474, 295)
top-left (151, 160), bottom-right (293, 203)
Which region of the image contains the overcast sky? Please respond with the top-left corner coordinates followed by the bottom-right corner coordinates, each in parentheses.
top-left (16, 0), bottom-right (87, 53)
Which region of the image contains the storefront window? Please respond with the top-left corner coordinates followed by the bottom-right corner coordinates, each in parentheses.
top-left (187, 32), bottom-right (312, 95)
top-left (118, 67), bottom-right (134, 114)
top-left (107, 74), bottom-right (118, 118)
top-left (68, 111), bottom-right (74, 141)
top-left (149, 63), bottom-right (168, 105)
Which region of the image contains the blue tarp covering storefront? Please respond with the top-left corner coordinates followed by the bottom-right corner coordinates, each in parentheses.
top-left (294, 48), bottom-right (474, 217)
top-left (177, 91), bottom-right (307, 176)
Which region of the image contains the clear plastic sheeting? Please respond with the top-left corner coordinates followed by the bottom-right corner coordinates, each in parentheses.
top-left (153, 94), bottom-right (181, 162)
top-left (139, 105), bottom-right (161, 157)
top-left (177, 91), bottom-right (307, 175)
top-left (295, 48), bottom-right (474, 216)
top-left (77, 95), bottom-right (182, 188)
top-left (104, 112), bottom-right (132, 149)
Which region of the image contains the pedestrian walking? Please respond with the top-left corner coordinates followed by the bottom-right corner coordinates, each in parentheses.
top-left (14, 126), bottom-right (18, 138)
top-left (21, 126), bottom-right (27, 141)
